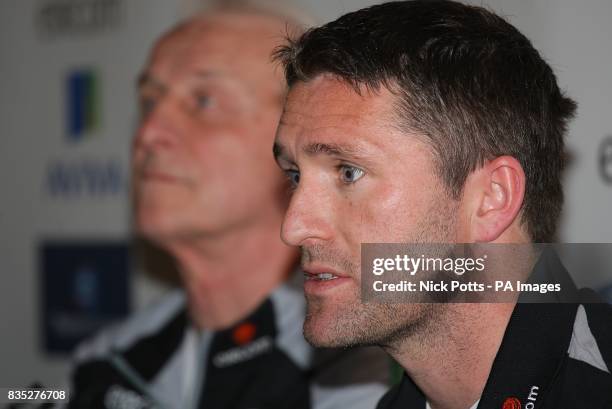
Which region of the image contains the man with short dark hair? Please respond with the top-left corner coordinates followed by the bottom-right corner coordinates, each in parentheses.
top-left (66, 5), bottom-right (389, 409)
top-left (273, 1), bottom-right (612, 408)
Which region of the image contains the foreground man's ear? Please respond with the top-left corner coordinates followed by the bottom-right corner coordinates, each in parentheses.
top-left (462, 156), bottom-right (526, 242)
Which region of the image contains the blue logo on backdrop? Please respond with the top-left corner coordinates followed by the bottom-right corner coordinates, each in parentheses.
top-left (73, 265), bottom-right (100, 312)
top-left (44, 68), bottom-right (127, 199)
top-left (66, 68), bottom-right (100, 142)
top-left (40, 241), bottom-right (130, 353)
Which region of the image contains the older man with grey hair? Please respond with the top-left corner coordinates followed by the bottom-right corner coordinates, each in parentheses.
top-left (66, 4), bottom-right (389, 409)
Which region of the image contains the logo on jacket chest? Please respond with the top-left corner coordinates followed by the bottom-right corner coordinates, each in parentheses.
top-left (212, 335), bottom-right (274, 368)
top-left (502, 385), bottom-right (539, 409)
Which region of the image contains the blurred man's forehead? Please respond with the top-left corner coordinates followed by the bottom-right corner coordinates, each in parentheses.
top-left (154, 11), bottom-right (288, 57)
top-left (143, 11), bottom-right (288, 93)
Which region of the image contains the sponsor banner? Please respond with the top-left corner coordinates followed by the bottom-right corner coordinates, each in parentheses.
top-left (40, 240), bottom-right (130, 353)
top-left (39, 66), bottom-right (129, 200)
top-left (361, 243), bottom-right (612, 303)
top-left (44, 157), bottom-right (128, 198)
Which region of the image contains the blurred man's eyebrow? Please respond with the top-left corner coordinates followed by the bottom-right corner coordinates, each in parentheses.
top-left (193, 70), bottom-right (225, 79)
top-left (137, 72), bottom-right (165, 91)
top-left (137, 70), bottom-right (226, 90)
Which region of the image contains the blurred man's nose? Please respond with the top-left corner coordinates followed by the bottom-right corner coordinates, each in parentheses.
top-left (281, 182), bottom-right (334, 247)
top-left (133, 98), bottom-right (180, 152)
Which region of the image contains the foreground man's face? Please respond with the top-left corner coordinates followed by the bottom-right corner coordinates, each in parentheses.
top-left (274, 75), bottom-right (458, 347)
top-left (132, 14), bottom-right (286, 241)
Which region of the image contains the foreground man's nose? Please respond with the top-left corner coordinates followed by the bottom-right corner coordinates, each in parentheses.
top-left (281, 186), bottom-right (334, 247)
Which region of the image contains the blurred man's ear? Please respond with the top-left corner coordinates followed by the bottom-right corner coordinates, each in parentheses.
top-left (462, 156), bottom-right (526, 242)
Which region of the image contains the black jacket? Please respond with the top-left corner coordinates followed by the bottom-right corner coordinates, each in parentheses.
top-left (377, 253), bottom-right (612, 409)
top-left (69, 282), bottom-right (389, 409)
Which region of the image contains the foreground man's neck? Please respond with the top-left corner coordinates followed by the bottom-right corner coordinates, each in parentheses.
top-left (386, 302), bottom-right (515, 409)
top-left (165, 220), bottom-right (297, 331)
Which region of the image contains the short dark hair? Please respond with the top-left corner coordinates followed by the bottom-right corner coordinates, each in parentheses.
top-left (274, 0), bottom-right (576, 242)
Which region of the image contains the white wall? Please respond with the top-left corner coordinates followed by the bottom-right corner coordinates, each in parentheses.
top-left (465, 0), bottom-right (612, 242)
top-left (0, 0), bottom-right (182, 388)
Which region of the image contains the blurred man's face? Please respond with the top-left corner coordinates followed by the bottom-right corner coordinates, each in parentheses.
top-left (274, 76), bottom-right (459, 347)
top-left (133, 14), bottom-right (286, 241)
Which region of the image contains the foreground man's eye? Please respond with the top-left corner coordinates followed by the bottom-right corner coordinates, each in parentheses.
top-left (339, 165), bottom-right (365, 184)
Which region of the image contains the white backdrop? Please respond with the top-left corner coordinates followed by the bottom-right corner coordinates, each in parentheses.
top-left (0, 0), bottom-right (610, 389)
top-left (0, 0), bottom-right (181, 388)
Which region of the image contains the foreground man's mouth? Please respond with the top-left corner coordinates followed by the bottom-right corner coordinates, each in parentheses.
top-left (304, 272), bottom-right (339, 281)
top-left (303, 267), bottom-right (352, 293)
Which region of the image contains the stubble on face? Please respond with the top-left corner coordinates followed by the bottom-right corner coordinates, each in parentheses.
top-left (302, 193), bottom-right (458, 350)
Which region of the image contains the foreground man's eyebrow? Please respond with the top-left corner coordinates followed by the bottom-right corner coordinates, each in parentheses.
top-left (303, 142), bottom-right (371, 162)
top-left (273, 140), bottom-right (374, 165)
top-left (303, 142), bottom-right (355, 156)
